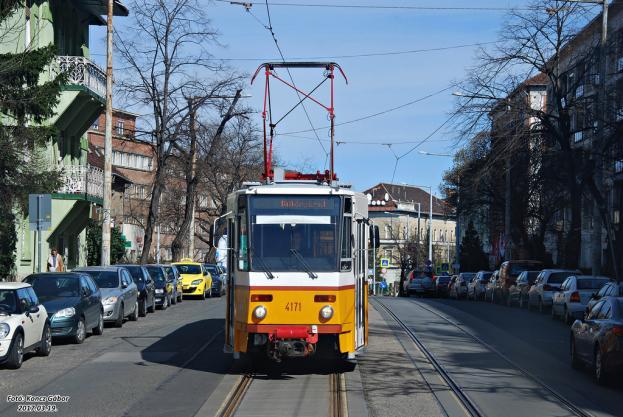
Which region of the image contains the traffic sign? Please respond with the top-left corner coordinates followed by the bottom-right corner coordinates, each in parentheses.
top-left (380, 258), bottom-right (390, 267)
top-left (29, 194), bottom-right (51, 231)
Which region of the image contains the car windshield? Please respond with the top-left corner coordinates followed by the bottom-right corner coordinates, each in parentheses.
top-left (163, 267), bottom-right (175, 280)
top-left (461, 273), bottom-right (476, 281)
top-left (25, 275), bottom-right (80, 298)
top-left (548, 272), bottom-right (574, 284)
top-left (205, 265), bottom-right (218, 274)
top-left (146, 267), bottom-right (166, 282)
top-left (176, 264), bottom-right (202, 275)
top-left (0, 289), bottom-right (18, 314)
top-left (577, 278), bottom-right (609, 290)
top-left (118, 265), bottom-right (144, 282)
top-left (249, 195), bottom-right (341, 272)
top-left (527, 271), bottom-right (540, 284)
top-left (82, 271), bottom-right (119, 288)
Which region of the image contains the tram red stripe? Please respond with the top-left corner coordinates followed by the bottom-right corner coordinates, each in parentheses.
top-left (237, 284), bottom-right (355, 291)
top-left (247, 324), bottom-right (343, 334)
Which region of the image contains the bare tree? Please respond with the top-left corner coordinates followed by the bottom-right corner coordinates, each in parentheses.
top-left (115, 0), bottom-right (242, 263)
top-left (451, 1), bottom-right (599, 269)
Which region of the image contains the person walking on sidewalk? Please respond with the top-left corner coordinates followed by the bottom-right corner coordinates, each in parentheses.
top-left (47, 248), bottom-right (64, 272)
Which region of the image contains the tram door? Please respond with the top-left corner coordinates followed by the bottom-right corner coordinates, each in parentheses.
top-left (225, 218), bottom-right (235, 351)
top-left (354, 219), bottom-right (366, 349)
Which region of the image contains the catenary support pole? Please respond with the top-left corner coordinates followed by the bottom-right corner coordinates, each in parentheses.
top-left (101, 0), bottom-right (114, 266)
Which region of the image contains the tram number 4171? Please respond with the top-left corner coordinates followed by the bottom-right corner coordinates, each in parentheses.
top-left (285, 302), bottom-right (302, 312)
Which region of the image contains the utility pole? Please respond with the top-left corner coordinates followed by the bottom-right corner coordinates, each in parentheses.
top-left (592, 0), bottom-right (608, 276)
top-left (101, 0), bottom-right (114, 266)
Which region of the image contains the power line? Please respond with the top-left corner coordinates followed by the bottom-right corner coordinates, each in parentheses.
top-left (216, 41), bottom-right (498, 61)
top-left (222, 1), bottom-right (536, 12)
top-left (281, 85), bottom-right (454, 135)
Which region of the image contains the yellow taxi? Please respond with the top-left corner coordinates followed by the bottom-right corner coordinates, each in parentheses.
top-left (172, 259), bottom-right (212, 299)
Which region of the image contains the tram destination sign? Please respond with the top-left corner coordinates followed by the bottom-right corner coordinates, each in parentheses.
top-left (252, 196), bottom-right (339, 211)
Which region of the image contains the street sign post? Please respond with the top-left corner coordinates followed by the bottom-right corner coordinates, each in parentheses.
top-left (29, 194), bottom-right (52, 273)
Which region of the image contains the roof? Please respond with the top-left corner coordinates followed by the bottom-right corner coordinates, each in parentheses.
top-left (73, 266), bottom-right (123, 272)
top-left (0, 282), bottom-right (31, 290)
top-left (362, 183), bottom-right (450, 216)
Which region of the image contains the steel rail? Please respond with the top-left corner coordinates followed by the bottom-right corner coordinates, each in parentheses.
top-left (373, 299), bottom-right (485, 417)
top-left (216, 373), bottom-right (254, 417)
top-left (329, 372), bottom-right (348, 417)
top-left (406, 299), bottom-right (595, 417)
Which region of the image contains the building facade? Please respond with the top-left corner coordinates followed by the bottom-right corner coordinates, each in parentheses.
top-left (363, 183), bottom-right (456, 285)
top-left (2, 1), bottom-right (128, 277)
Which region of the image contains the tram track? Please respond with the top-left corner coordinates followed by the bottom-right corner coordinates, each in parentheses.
top-left (404, 299), bottom-right (595, 417)
top-left (216, 373), bottom-right (255, 417)
top-left (329, 372), bottom-right (348, 417)
top-left (374, 299), bottom-right (485, 417)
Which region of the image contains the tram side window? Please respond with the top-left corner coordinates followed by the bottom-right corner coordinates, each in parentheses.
top-left (341, 217), bottom-right (352, 271)
top-left (238, 196), bottom-right (249, 271)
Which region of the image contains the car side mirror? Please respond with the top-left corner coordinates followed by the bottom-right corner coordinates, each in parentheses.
top-left (122, 282), bottom-right (128, 289)
top-left (29, 305), bottom-right (39, 314)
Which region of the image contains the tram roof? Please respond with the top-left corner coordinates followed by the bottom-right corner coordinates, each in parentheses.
top-left (237, 182), bottom-right (359, 196)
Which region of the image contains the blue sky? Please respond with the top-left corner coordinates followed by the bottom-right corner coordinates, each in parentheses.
top-left (91, 0), bottom-right (531, 194)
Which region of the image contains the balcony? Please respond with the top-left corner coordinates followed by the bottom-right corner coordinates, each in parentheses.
top-left (52, 56), bottom-right (106, 99)
top-left (56, 165), bottom-right (104, 200)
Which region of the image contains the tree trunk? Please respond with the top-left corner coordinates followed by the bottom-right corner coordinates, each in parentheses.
top-left (140, 164), bottom-right (166, 263)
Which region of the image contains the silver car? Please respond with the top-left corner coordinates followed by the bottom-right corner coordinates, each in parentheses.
top-left (75, 267), bottom-right (139, 327)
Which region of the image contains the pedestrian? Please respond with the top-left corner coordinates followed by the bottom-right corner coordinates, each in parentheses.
top-left (47, 248), bottom-right (64, 272)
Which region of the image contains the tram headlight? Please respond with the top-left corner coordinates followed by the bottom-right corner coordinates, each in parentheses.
top-left (320, 305), bottom-right (333, 320)
top-left (253, 305), bottom-right (267, 320)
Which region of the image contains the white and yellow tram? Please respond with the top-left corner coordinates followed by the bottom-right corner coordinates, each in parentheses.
top-left (223, 176), bottom-right (373, 361)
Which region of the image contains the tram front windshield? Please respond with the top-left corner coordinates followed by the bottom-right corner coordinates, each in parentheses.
top-left (249, 195), bottom-right (341, 272)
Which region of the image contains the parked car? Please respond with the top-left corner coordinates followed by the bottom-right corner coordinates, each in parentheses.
top-left (435, 274), bottom-right (452, 297)
top-left (527, 269), bottom-right (580, 313)
top-left (0, 282), bottom-right (52, 369)
top-left (507, 270), bottom-right (540, 308)
top-left (468, 271), bottom-right (492, 300)
top-left (450, 273), bottom-right (474, 300)
top-left (497, 260), bottom-right (543, 303)
top-left (204, 264), bottom-right (226, 297)
top-left (24, 273), bottom-right (103, 344)
top-left (145, 265), bottom-right (174, 309)
top-left (74, 266), bottom-right (139, 327)
top-left (173, 259), bottom-right (212, 299)
top-left (116, 264), bottom-right (156, 316)
top-left (570, 296), bottom-right (623, 384)
top-left (407, 270), bottom-right (435, 297)
top-left (586, 281), bottom-right (623, 316)
top-left (163, 265), bottom-right (183, 303)
top-left (552, 275), bottom-right (610, 324)
top-left (485, 270), bottom-right (499, 302)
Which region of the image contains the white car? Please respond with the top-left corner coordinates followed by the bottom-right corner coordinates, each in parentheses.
top-left (527, 269), bottom-right (579, 313)
top-left (468, 271), bottom-right (492, 300)
top-left (551, 275), bottom-right (610, 324)
top-left (0, 282), bottom-right (52, 369)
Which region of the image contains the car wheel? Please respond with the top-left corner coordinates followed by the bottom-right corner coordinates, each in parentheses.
top-left (594, 348), bottom-right (608, 385)
top-left (208, 288), bottom-right (213, 298)
top-left (129, 301), bottom-right (139, 322)
top-left (162, 294), bottom-right (169, 310)
top-left (6, 332), bottom-right (24, 369)
top-left (115, 304), bottom-right (124, 328)
top-left (38, 325), bottom-right (52, 356)
top-left (171, 292), bottom-right (177, 305)
top-left (139, 298), bottom-right (147, 317)
top-left (178, 292), bottom-right (183, 302)
top-left (564, 308), bottom-right (573, 325)
top-left (200, 288), bottom-right (206, 300)
top-left (93, 312), bottom-right (104, 335)
top-left (73, 318), bottom-right (86, 344)
top-left (570, 337), bottom-right (581, 369)
top-left (148, 297), bottom-right (156, 313)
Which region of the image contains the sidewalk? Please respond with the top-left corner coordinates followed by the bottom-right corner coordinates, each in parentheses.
top-left (356, 299), bottom-right (447, 417)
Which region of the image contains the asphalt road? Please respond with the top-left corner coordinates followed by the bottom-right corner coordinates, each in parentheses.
top-left (0, 296), bottom-right (231, 417)
top-left (377, 296), bottom-right (623, 417)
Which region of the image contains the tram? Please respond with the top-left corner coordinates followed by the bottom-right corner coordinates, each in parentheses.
top-left (221, 62), bottom-right (377, 361)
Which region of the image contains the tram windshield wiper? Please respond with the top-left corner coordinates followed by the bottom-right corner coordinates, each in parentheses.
top-left (250, 249), bottom-right (274, 279)
top-left (290, 249), bottom-right (318, 279)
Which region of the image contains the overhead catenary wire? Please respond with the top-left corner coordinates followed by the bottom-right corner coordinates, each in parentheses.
top-left (222, 1), bottom-right (539, 12)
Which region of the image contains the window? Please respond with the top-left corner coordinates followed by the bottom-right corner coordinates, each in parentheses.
top-left (116, 120), bottom-right (125, 135)
top-left (597, 303), bottom-right (612, 320)
top-left (575, 84), bottom-right (584, 98)
top-left (588, 300), bottom-right (605, 320)
top-left (16, 289), bottom-right (33, 313)
top-left (618, 56), bottom-right (623, 72)
top-left (91, 119), bottom-right (99, 130)
top-left (615, 160), bottom-right (623, 174)
top-left (614, 210), bottom-right (620, 225)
